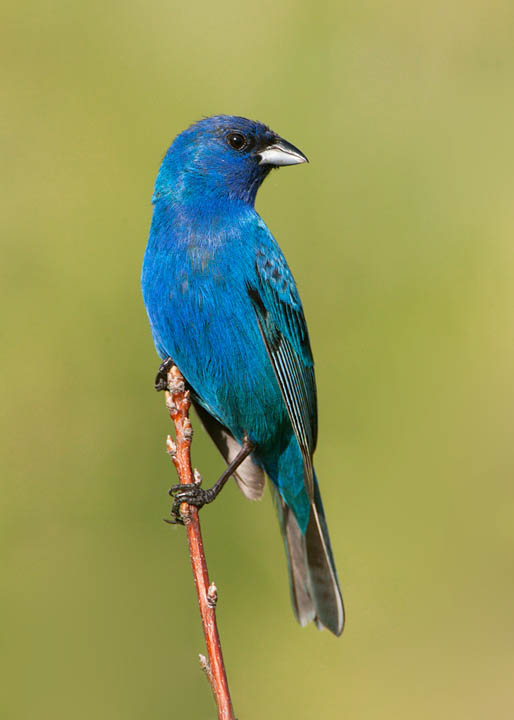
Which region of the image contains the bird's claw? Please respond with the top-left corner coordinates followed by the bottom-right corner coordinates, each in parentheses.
top-left (168, 483), bottom-right (216, 518)
top-left (155, 357), bottom-right (174, 392)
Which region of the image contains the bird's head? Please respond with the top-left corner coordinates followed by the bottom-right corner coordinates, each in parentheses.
top-left (153, 115), bottom-right (308, 207)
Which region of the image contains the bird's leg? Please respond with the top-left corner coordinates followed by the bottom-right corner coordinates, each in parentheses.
top-left (169, 435), bottom-right (256, 519)
top-left (155, 357), bottom-right (174, 391)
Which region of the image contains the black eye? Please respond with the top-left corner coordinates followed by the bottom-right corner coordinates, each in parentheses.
top-left (226, 132), bottom-right (247, 151)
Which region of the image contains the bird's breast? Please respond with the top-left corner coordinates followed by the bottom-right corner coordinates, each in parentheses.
top-left (143, 204), bottom-right (290, 445)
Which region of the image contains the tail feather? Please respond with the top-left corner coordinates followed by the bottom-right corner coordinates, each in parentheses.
top-left (305, 483), bottom-right (345, 635)
top-left (275, 495), bottom-right (317, 627)
top-left (274, 483), bottom-right (345, 636)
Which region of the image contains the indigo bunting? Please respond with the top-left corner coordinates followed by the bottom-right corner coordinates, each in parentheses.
top-left (142, 115), bottom-right (344, 635)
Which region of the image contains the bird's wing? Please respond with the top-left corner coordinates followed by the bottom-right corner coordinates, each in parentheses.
top-left (246, 236), bottom-right (317, 497)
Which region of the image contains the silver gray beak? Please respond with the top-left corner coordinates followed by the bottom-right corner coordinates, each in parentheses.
top-left (258, 138), bottom-right (308, 166)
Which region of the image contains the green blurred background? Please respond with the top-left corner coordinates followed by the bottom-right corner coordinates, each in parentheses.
top-left (2, 0), bottom-right (514, 717)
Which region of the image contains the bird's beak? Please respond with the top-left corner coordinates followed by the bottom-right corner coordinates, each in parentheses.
top-left (258, 137), bottom-right (309, 166)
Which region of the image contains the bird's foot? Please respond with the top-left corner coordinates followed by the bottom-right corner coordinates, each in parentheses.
top-left (168, 483), bottom-right (217, 520)
top-left (155, 357), bottom-right (174, 391)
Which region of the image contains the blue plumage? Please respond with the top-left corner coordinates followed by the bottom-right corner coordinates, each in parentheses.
top-left (142, 115), bottom-right (344, 635)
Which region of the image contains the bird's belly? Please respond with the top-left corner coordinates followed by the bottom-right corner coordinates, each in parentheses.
top-left (156, 280), bottom-right (288, 447)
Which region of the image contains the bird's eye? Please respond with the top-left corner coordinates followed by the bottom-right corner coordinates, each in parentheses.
top-left (226, 132), bottom-right (247, 151)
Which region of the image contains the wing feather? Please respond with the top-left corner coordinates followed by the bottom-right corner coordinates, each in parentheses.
top-left (247, 248), bottom-right (317, 497)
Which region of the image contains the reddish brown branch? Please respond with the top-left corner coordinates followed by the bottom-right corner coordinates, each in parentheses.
top-left (164, 365), bottom-right (235, 720)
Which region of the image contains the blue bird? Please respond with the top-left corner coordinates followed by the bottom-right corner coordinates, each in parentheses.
top-left (142, 115), bottom-right (344, 635)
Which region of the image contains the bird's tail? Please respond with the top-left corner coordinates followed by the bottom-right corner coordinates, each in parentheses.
top-left (274, 478), bottom-right (345, 636)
